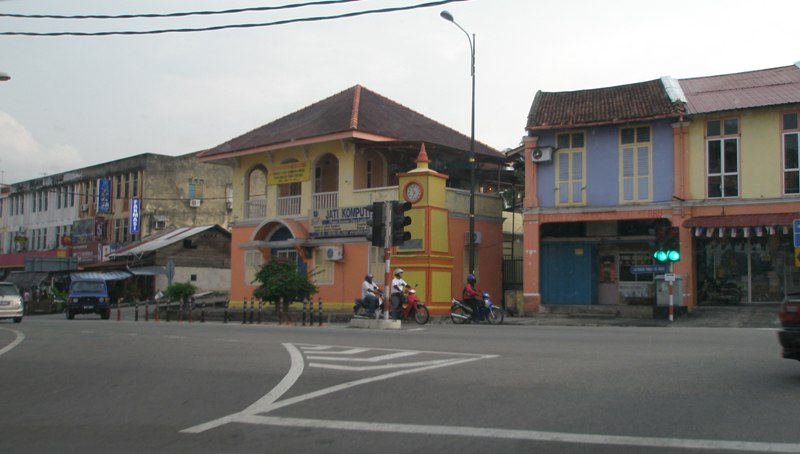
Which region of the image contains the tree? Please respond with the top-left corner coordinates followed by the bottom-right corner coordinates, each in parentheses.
top-left (252, 259), bottom-right (317, 310)
top-left (165, 281), bottom-right (196, 304)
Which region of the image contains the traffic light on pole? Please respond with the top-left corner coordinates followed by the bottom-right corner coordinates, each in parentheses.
top-left (391, 201), bottom-right (412, 246)
top-left (653, 226), bottom-right (681, 262)
top-left (365, 202), bottom-right (385, 248)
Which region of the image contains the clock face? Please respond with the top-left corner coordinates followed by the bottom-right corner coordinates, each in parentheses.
top-left (404, 182), bottom-right (423, 203)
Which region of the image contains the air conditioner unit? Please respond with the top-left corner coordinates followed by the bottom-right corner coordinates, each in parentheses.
top-left (531, 146), bottom-right (553, 163)
top-left (80, 204), bottom-right (89, 212)
top-left (464, 231), bottom-right (482, 245)
top-left (324, 246), bottom-right (343, 261)
top-left (189, 199), bottom-right (201, 208)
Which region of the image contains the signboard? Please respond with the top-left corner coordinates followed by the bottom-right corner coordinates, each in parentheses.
top-left (129, 198), bottom-right (140, 235)
top-left (794, 219), bottom-right (800, 248)
top-left (664, 273), bottom-right (676, 282)
top-left (97, 179), bottom-right (112, 213)
top-left (268, 161), bottom-right (310, 185)
top-left (309, 206), bottom-right (372, 238)
top-left (630, 264), bottom-right (668, 274)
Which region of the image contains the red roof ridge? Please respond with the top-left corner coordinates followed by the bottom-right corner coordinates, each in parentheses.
top-left (351, 85), bottom-right (362, 130)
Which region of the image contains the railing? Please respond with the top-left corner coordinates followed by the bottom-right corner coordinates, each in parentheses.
top-left (503, 259), bottom-right (523, 288)
top-left (244, 198), bottom-right (267, 220)
top-left (312, 191), bottom-right (338, 210)
top-left (277, 195), bottom-right (301, 216)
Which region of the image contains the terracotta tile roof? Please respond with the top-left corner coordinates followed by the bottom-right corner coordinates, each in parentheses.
top-left (679, 64), bottom-right (800, 114)
top-left (526, 79), bottom-right (685, 131)
top-left (198, 85), bottom-right (503, 159)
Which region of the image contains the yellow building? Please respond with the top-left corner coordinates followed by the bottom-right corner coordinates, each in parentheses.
top-left (198, 85), bottom-right (508, 313)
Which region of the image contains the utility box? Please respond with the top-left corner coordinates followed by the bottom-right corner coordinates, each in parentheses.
top-left (655, 274), bottom-right (684, 307)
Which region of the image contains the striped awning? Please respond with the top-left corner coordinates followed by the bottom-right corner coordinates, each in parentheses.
top-left (71, 271), bottom-right (132, 281)
top-left (683, 213), bottom-right (799, 228)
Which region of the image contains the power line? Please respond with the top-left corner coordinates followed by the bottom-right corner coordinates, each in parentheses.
top-left (0, 0), bottom-right (468, 37)
top-left (0, 0), bottom-right (363, 20)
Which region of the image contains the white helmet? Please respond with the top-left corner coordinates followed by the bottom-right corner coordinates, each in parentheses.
top-left (408, 288), bottom-right (416, 294)
top-left (394, 268), bottom-right (404, 276)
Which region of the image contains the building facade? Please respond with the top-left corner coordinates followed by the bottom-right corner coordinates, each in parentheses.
top-left (198, 85), bottom-right (508, 313)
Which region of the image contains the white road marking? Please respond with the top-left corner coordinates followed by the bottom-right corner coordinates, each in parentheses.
top-left (0, 327), bottom-right (24, 357)
top-left (309, 358), bottom-right (463, 372)
top-left (181, 343), bottom-right (494, 434)
top-left (306, 350), bottom-right (418, 362)
top-left (232, 415), bottom-right (800, 453)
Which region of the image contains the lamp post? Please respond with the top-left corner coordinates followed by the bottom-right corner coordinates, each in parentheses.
top-left (440, 10), bottom-right (476, 274)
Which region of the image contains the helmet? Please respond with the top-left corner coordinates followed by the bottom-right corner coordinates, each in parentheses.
top-left (467, 274), bottom-right (476, 284)
top-left (365, 273), bottom-right (373, 280)
top-left (408, 288), bottom-right (416, 294)
top-left (394, 268), bottom-right (404, 276)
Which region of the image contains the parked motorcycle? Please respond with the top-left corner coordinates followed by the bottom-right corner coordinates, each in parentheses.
top-left (450, 292), bottom-right (504, 325)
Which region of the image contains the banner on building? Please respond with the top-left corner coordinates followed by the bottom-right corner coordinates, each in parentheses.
top-left (268, 161), bottom-right (310, 185)
top-left (130, 198), bottom-right (140, 235)
top-left (97, 179), bottom-right (112, 213)
top-left (309, 206), bottom-right (372, 238)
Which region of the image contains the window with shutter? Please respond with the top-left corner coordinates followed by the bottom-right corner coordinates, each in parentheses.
top-left (619, 126), bottom-right (652, 203)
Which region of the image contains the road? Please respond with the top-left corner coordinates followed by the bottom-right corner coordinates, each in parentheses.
top-left (1, 316), bottom-right (798, 453)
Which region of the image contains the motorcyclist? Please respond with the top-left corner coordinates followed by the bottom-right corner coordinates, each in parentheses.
top-left (390, 268), bottom-right (408, 320)
top-left (360, 273), bottom-right (382, 317)
top-left (462, 274), bottom-right (483, 321)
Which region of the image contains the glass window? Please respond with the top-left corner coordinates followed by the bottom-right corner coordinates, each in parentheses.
top-left (783, 112), bottom-right (800, 194)
top-left (555, 132), bottom-right (586, 206)
top-left (619, 126), bottom-right (652, 203)
top-left (706, 118), bottom-right (739, 198)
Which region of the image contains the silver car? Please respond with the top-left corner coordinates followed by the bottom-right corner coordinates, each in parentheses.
top-left (0, 282), bottom-right (23, 323)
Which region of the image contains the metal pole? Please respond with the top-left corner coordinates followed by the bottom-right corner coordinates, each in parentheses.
top-left (468, 32), bottom-right (476, 275)
top-left (669, 262), bottom-right (674, 322)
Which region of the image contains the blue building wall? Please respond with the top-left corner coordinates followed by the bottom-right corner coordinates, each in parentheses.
top-left (534, 121), bottom-right (675, 208)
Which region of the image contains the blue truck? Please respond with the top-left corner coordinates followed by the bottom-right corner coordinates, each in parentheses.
top-left (67, 277), bottom-right (111, 320)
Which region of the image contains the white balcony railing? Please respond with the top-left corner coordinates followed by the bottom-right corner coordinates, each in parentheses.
top-left (244, 198), bottom-right (267, 220)
top-left (277, 195), bottom-right (301, 216)
top-left (312, 191), bottom-right (338, 210)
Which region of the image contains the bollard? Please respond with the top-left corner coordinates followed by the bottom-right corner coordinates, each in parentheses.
top-left (224, 301), bottom-right (229, 324)
top-left (302, 299), bottom-right (307, 326)
top-left (117, 300), bottom-right (121, 321)
top-left (154, 303), bottom-right (160, 322)
top-left (309, 299), bottom-right (314, 326)
top-left (166, 306), bottom-right (171, 322)
top-left (145, 302), bottom-right (149, 322)
top-left (249, 299), bottom-right (255, 324)
top-left (135, 302), bottom-right (139, 322)
top-left (257, 300), bottom-right (263, 324)
top-left (242, 299), bottom-right (248, 324)
top-left (278, 298), bottom-right (284, 325)
top-left (188, 297), bottom-right (194, 324)
top-left (318, 298), bottom-right (323, 327)
top-left (201, 302), bottom-right (205, 323)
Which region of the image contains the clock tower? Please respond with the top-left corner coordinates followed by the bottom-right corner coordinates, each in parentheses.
top-left (393, 144), bottom-right (452, 314)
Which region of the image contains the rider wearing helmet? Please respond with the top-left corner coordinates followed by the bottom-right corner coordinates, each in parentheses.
top-left (360, 273), bottom-right (382, 317)
top-left (462, 273), bottom-right (483, 321)
top-left (390, 268), bottom-right (408, 320)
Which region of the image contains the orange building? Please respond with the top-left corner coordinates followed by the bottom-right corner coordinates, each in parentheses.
top-left (197, 86), bottom-right (508, 313)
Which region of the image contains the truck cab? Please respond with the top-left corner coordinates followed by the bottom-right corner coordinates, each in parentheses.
top-left (67, 277), bottom-right (110, 320)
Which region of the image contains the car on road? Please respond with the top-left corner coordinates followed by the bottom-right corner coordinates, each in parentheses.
top-left (0, 282), bottom-right (23, 323)
top-left (67, 277), bottom-right (111, 320)
top-left (778, 292), bottom-right (800, 361)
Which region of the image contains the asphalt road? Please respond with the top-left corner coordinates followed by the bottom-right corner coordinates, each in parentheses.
top-left (1, 315), bottom-right (799, 453)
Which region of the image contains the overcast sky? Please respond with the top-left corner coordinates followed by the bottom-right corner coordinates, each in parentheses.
top-left (1, 0), bottom-right (798, 184)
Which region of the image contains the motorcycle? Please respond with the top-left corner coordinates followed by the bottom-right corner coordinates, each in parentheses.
top-left (450, 291), bottom-right (504, 325)
top-left (354, 288), bottom-right (430, 325)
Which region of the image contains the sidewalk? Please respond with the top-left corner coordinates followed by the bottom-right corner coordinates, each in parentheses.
top-left (503, 303), bottom-right (781, 328)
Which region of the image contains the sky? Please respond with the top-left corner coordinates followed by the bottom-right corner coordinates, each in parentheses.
top-left (1, 0), bottom-right (799, 184)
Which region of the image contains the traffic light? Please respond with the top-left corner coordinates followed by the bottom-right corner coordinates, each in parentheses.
top-left (365, 202), bottom-right (385, 247)
top-left (653, 226), bottom-right (681, 262)
top-left (390, 201), bottom-right (412, 246)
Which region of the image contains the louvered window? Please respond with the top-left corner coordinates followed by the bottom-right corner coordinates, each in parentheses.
top-left (555, 132), bottom-right (586, 206)
top-left (619, 126), bottom-right (652, 203)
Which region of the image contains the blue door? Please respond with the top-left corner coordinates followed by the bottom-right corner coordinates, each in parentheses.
top-left (540, 242), bottom-right (597, 305)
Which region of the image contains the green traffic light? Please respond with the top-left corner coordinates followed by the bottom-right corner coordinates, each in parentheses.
top-left (653, 250), bottom-right (668, 262)
top-left (666, 249), bottom-right (681, 261)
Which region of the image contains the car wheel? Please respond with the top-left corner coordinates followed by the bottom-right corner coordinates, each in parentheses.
top-left (67, 310), bottom-right (75, 320)
top-left (13, 317), bottom-right (22, 324)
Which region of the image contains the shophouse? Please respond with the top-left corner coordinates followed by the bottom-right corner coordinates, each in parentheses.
top-left (0, 153), bottom-right (233, 295)
top-left (197, 85), bottom-right (508, 313)
top-left (520, 78), bottom-right (688, 313)
top-left (679, 63), bottom-right (800, 304)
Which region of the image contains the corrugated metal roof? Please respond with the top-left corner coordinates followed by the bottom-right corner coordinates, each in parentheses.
top-left (109, 225), bottom-right (217, 259)
top-left (680, 64), bottom-right (800, 114)
top-left (71, 271), bottom-right (131, 281)
top-left (527, 79), bottom-right (685, 131)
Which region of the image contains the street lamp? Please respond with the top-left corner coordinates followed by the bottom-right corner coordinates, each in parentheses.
top-left (0, 72), bottom-right (10, 82)
top-left (440, 10), bottom-right (477, 274)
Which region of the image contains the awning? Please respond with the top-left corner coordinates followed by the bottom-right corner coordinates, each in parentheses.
top-left (4, 271), bottom-right (49, 289)
top-left (71, 271), bottom-right (132, 281)
top-left (683, 213), bottom-right (799, 228)
top-left (127, 266), bottom-right (167, 276)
